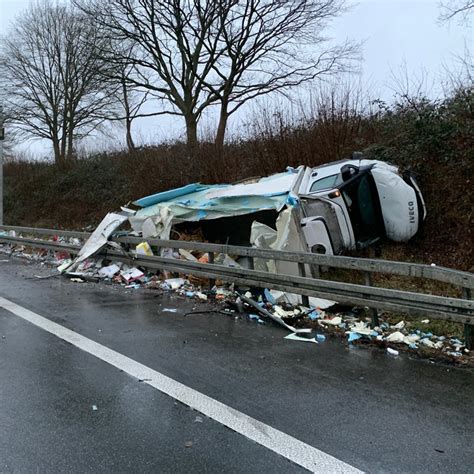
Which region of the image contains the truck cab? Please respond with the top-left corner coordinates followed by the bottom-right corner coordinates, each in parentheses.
top-left (295, 154), bottom-right (426, 254)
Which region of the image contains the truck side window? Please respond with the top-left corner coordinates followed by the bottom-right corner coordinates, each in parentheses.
top-left (309, 174), bottom-right (341, 193)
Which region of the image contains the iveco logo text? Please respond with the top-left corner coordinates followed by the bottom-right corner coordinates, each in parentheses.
top-left (409, 201), bottom-right (415, 223)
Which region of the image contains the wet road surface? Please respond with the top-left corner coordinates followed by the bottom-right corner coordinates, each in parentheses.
top-left (0, 258), bottom-right (473, 472)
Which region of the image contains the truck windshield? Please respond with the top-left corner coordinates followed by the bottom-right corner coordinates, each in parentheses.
top-left (340, 173), bottom-right (384, 245)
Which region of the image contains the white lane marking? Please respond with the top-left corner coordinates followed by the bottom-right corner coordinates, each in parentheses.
top-left (0, 296), bottom-right (362, 473)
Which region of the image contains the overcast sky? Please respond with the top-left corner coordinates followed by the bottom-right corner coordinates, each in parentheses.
top-left (0, 0), bottom-right (472, 155)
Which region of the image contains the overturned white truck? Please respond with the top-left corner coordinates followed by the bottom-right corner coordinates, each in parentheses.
top-left (127, 154), bottom-right (426, 265)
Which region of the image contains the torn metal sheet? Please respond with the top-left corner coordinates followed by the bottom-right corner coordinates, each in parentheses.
top-left (73, 212), bottom-right (130, 266)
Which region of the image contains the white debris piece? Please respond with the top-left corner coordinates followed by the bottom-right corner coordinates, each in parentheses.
top-left (403, 334), bottom-right (421, 345)
top-left (386, 331), bottom-right (405, 343)
top-left (349, 321), bottom-right (373, 336)
top-left (98, 264), bottom-right (121, 279)
top-left (120, 267), bottom-right (145, 283)
top-left (392, 321), bottom-right (405, 330)
top-left (165, 278), bottom-right (186, 290)
top-left (285, 333), bottom-right (318, 344)
top-left (179, 249), bottom-right (197, 261)
top-left (319, 316), bottom-right (342, 326)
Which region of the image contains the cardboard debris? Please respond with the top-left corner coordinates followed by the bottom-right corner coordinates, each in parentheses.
top-left (98, 264), bottom-right (121, 279)
top-left (120, 267), bottom-right (145, 283)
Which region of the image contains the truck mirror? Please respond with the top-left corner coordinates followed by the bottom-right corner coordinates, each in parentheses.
top-left (341, 164), bottom-right (359, 181)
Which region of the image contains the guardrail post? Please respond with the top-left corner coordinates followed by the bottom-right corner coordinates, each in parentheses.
top-left (364, 271), bottom-right (379, 328)
top-left (463, 287), bottom-right (472, 350)
top-left (208, 251), bottom-right (215, 290)
top-left (298, 262), bottom-right (310, 307)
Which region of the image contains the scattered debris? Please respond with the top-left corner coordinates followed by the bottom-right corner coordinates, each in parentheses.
top-left (1, 230), bottom-right (470, 366)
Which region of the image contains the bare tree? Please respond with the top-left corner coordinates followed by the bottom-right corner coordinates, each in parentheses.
top-left (76, 0), bottom-right (354, 160)
top-left (439, 0), bottom-right (474, 22)
top-left (208, 0), bottom-right (357, 152)
top-left (75, 0), bottom-right (223, 161)
top-left (0, 1), bottom-right (117, 166)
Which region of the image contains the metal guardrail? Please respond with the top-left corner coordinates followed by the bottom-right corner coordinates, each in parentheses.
top-left (0, 225), bottom-right (473, 348)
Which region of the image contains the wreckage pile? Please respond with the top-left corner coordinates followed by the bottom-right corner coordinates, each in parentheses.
top-left (0, 230), bottom-right (470, 364)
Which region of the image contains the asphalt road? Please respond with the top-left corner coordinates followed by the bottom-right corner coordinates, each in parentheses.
top-left (0, 258), bottom-right (473, 473)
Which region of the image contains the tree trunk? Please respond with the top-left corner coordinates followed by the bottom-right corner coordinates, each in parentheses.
top-left (52, 139), bottom-right (62, 167)
top-left (122, 77), bottom-right (135, 152)
top-left (185, 115), bottom-right (198, 150)
top-left (215, 101), bottom-right (229, 156)
top-left (66, 122), bottom-right (74, 161)
top-left (126, 118), bottom-right (135, 151)
top-left (184, 114), bottom-right (199, 180)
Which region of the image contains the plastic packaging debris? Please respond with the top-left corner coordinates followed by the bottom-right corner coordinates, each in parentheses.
top-left (214, 254), bottom-right (241, 268)
top-left (347, 332), bottom-right (362, 342)
top-left (162, 308), bottom-right (178, 313)
top-left (386, 331), bottom-right (405, 343)
top-left (70, 278), bottom-right (84, 283)
top-left (248, 314), bottom-right (264, 324)
top-left (308, 310), bottom-right (320, 321)
top-left (195, 292), bottom-right (208, 301)
top-left (98, 264), bottom-right (121, 279)
top-left (392, 321), bottom-right (405, 330)
top-left (179, 249), bottom-right (198, 261)
top-left (420, 338), bottom-right (443, 349)
top-left (185, 291), bottom-right (195, 297)
top-left (120, 267), bottom-right (145, 283)
top-left (349, 321), bottom-right (373, 336)
top-left (264, 288), bottom-right (276, 304)
top-left (274, 305), bottom-right (300, 318)
top-left (92, 405), bottom-right (98, 411)
top-left (320, 316), bottom-right (342, 326)
top-left (285, 333), bottom-right (318, 343)
top-left (165, 278), bottom-right (185, 290)
top-left (403, 334), bottom-right (421, 345)
top-left (387, 348), bottom-right (399, 357)
top-left (125, 283), bottom-right (140, 290)
top-left (135, 242), bottom-right (153, 257)
top-left (420, 319), bottom-right (430, 324)
top-left (316, 334), bottom-right (326, 342)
